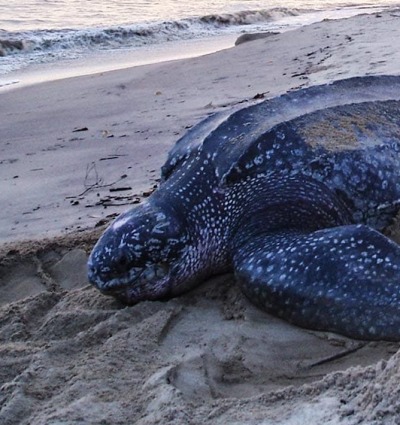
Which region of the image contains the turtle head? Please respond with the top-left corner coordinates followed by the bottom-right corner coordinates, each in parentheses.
top-left (87, 200), bottom-right (190, 304)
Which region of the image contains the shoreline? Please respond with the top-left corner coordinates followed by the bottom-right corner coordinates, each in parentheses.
top-left (1, 5), bottom-right (397, 92)
top-left (0, 34), bottom-right (238, 92)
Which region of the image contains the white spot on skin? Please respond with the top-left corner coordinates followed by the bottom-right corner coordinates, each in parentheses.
top-left (156, 213), bottom-right (166, 221)
top-left (113, 215), bottom-right (131, 230)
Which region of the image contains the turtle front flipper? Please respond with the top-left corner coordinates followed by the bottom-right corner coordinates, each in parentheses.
top-left (233, 225), bottom-right (400, 341)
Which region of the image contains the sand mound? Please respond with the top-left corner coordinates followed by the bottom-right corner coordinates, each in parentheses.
top-left (0, 232), bottom-right (399, 424)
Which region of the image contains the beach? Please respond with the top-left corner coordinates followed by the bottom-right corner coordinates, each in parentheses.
top-left (2, 9), bottom-right (400, 424)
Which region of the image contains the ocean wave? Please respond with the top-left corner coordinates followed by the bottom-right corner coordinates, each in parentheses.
top-left (0, 39), bottom-right (25, 57)
top-left (0, 8), bottom-right (309, 58)
top-left (200, 7), bottom-right (305, 25)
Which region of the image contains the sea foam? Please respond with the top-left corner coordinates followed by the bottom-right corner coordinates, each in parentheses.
top-left (0, 8), bottom-right (306, 58)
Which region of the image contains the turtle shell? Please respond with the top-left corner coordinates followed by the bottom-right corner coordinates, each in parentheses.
top-left (161, 75), bottom-right (400, 184)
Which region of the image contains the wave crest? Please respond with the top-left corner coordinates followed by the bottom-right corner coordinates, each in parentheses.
top-left (0, 7), bottom-right (309, 58)
top-left (200, 7), bottom-right (303, 25)
top-left (0, 39), bottom-right (26, 57)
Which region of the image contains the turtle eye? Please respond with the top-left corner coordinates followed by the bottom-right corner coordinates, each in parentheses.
top-left (116, 254), bottom-right (129, 270)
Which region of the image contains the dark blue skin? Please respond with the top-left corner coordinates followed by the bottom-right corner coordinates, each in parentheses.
top-left (88, 76), bottom-right (400, 341)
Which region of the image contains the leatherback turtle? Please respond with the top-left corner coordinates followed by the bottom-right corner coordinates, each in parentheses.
top-left (88, 75), bottom-right (400, 341)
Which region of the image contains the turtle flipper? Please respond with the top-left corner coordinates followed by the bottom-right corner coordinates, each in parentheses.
top-left (233, 224), bottom-right (400, 340)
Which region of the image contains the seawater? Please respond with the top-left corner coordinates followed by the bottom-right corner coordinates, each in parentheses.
top-left (1, 0), bottom-right (400, 31)
top-left (0, 0), bottom-right (399, 81)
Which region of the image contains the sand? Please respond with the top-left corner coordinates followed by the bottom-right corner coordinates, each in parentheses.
top-left (2, 9), bottom-right (400, 424)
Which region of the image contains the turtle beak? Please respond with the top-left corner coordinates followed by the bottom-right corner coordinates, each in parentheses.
top-left (88, 258), bottom-right (169, 295)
